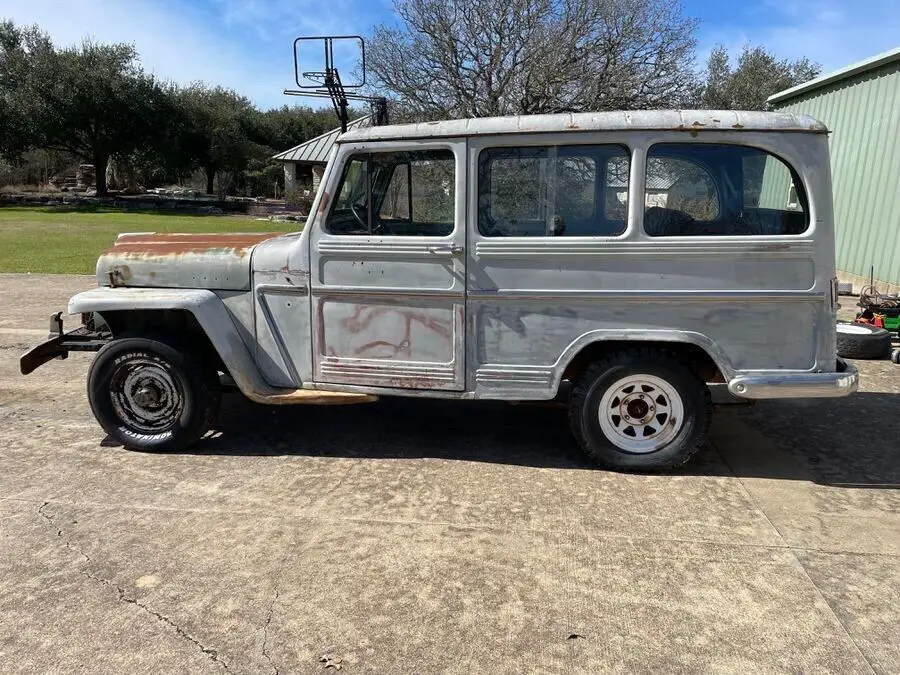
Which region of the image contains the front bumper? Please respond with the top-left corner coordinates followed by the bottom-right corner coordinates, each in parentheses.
top-left (19, 312), bottom-right (110, 375)
top-left (727, 358), bottom-right (859, 400)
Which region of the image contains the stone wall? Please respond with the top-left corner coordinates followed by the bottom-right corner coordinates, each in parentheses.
top-left (312, 165), bottom-right (325, 191)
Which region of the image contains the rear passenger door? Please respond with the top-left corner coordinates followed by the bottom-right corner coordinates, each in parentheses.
top-left (466, 136), bottom-right (634, 397)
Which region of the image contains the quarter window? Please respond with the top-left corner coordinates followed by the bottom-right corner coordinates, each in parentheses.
top-left (643, 144), bottom-right (808, 237)
top-left (326, 150), bottom-right (455, 236)
top-left (478, 145), bottom-right (630, 237)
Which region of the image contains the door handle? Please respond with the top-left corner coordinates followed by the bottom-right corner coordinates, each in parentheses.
top-left (427, 245), bottom-right (464, 255)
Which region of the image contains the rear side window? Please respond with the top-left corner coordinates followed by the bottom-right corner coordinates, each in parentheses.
top-left (478, 145), bottom-right (630, 237)
top-left (643, 144), bottom-right (808, 237)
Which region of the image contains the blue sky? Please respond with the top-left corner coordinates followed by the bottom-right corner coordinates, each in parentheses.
top-left (1, 0), bottom-right (898, 110)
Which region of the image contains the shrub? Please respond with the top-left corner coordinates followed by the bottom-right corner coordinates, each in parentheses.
top-left (284, 186), bottom-right (314, 214)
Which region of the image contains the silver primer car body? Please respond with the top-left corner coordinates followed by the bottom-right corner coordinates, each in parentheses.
top-left (23, 110), bottom-right (858, 469)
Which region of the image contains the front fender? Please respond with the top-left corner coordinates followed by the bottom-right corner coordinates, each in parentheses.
top-left (68, 288), bottom-right (277, 401)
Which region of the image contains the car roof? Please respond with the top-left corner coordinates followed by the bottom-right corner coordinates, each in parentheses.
top-left (338, 109), bottom-right (828, 143)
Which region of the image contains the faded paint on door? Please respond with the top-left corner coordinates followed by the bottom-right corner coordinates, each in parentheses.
top-left (309, 143), bottom-right (467, 390)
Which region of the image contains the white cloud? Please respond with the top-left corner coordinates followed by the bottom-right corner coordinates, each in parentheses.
top-left (698, 0), bottom-right (900, 74)
top-left (210, 0), bottom-right (396, 59)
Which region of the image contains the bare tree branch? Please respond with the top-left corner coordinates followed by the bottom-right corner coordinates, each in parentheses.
top-left (367, 0), bottom-right (699, 120)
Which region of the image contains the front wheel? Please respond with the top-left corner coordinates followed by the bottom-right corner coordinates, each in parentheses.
top-left (87, 336), bottom-right (221, 452)
top-left (569, 349), bottom-right (711, 470)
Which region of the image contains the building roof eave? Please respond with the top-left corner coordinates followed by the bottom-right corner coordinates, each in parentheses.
top-left (272, 114), bottom-right (373, 163)
top-left (768, 46), bottom-right (900, 104)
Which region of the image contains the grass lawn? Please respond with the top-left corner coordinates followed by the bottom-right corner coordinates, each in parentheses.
top-left (0, 207), bottom-right (299, 275)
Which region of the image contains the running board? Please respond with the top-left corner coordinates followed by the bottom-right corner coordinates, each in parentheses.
top-left (244, 388), bottom-right (377, 406)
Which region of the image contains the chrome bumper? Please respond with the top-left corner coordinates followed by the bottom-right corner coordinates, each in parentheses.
top-left (727, 358), bottom-right (859, 400)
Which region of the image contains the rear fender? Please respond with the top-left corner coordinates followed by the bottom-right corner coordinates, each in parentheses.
top-left (554, 329), bottom-right (737, 389)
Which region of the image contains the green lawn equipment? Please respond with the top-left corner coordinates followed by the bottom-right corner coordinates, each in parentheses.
top-left (856, 285), bottom-right (900, 335)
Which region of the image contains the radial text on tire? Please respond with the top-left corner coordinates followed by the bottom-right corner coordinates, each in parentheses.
top-left (568, 349), bottom-right (712, 470)
top-left (87, 336), bottom-right (221, 452)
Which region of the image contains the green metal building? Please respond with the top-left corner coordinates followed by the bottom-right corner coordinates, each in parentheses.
top-left (768, 47), bottom-right (900, 293)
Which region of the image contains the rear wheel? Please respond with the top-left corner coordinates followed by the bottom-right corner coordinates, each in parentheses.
top-left (569, 349), bottom-right (711, 470)
top-left (87, 336), bottom-right (220, 452)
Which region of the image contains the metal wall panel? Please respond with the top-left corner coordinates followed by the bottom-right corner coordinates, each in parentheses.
top-left (773, 59), bottom-right (900, 286)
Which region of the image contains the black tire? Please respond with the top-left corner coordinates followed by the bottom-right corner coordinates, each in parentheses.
top-left (568, 349), bottom-right (711, 471)
top-left (836, 323), bottom-right (892, 359)
top-left (891, 348), bottom-right (900, 365)
top-left (87, 336), bottom-right (221, 452)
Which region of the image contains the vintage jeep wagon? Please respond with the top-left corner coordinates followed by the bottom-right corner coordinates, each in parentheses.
top-left (22, 110), bottom-right (858, 470)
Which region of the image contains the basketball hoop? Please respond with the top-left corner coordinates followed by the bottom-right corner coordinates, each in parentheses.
top-left (285, 35), bottom-right (388, 132)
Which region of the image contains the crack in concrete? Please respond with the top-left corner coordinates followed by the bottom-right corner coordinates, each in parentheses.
top-left (261, 586), bottom-right (280, 675)
top-left (114, 589), bottom-right (236, 675)
top-left (37, 501), bottom-right (236, 674)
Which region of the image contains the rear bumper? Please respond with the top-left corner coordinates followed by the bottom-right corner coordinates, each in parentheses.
top-left (727, 358), bottom-right (859, 400)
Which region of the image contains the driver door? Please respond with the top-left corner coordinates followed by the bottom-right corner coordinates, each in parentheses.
top-left (309, 142), bottom-right (467, 390)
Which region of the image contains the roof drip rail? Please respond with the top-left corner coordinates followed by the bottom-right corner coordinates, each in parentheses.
top-left (284, 35), bottom-right (388, 133)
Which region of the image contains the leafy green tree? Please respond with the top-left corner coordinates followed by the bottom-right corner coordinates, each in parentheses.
top-left (698, 45), bottom-right (821, 111)
top-left (253, 105), bottom-right (336, 152)
top-left (0, 21), bottom-right (168, 195)
top-left (175, 85), bottom-right (264, 195)
top-left (242, 157), bottom-right (281, 197)
top-left (240, 105), bottom-right (347, 198)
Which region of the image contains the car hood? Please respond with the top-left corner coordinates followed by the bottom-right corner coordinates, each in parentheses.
top-left (96, 232), bottom-right (281, 291)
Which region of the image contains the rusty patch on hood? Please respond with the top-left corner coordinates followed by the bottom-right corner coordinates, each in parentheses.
top-left (105, 232), bottom-right (280, 257)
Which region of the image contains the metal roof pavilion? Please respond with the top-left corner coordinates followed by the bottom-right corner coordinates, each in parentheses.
top-left (272, 115), bottom-right (371, 164)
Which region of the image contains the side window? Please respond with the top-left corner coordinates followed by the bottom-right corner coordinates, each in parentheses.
top-left (644, 144), bottom-right (809, 237)
top-left (326, 150), bottom-right (455, 236)
top-left (478, 145), bottom-right (630, 237)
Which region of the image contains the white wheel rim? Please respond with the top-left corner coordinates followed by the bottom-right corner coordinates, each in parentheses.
top-left (598, 374), bottom-right (684, 454)
top-left (836, 323), bottom-right (874, 335)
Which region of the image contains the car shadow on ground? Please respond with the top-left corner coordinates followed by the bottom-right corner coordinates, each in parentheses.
top-left (114, 390), bottom-right (900, 489)
top-left (726, 392), bottom-right (900, 489)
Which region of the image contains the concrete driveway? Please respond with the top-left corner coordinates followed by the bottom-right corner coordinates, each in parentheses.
top-left (0, 274), bottom-right (897, 674)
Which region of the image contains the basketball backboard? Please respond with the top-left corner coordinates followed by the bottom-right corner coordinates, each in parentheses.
top-left (293, 35), bottom-right (365, 90)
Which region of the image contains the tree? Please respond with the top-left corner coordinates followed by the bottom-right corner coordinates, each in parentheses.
top-left (174, 85), bottom-right (263, 195)
top-left (253, 105), bottom-right (336, 152)
top-left (698, 45), bottom-right (821, 111)
top-left (366, 0), bottom-right (699, 120)
top-left (236, 105), bottom-right (338, 197)
top-left (0, 21), bottom-right (169, 195)
top-left (0, 22), bottom-right (53, 159)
